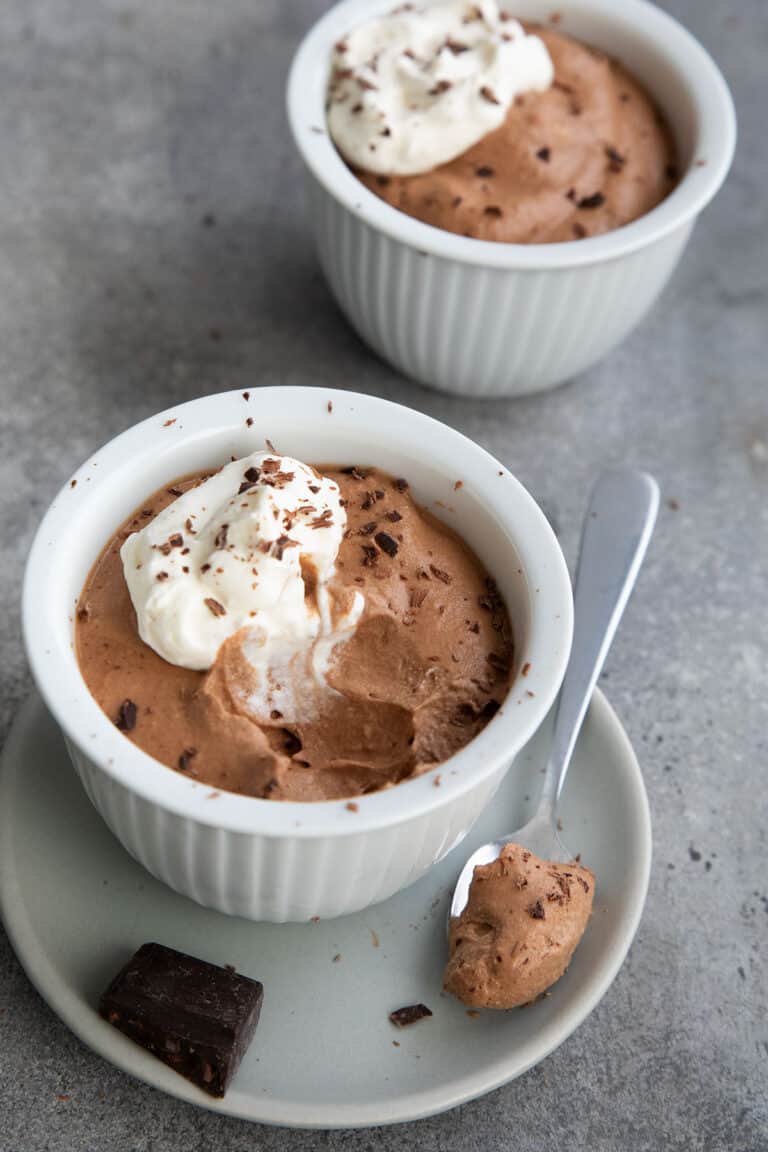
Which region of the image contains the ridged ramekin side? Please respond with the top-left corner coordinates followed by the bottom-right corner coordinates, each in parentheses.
top-left (311, 180), bottom-right (692, 397)
top-left (66, 743), bottom-right (509, 922)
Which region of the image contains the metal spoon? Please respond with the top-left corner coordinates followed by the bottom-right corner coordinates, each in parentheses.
top-left (450, 468), bottom-right (659, 921)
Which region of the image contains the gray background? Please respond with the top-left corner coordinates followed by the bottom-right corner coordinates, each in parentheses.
top-left (0, 1), bottom-right (765, 1149)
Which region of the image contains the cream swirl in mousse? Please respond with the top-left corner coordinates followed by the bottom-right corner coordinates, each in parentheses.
top-left (121, 453), bottom-right (364, 721)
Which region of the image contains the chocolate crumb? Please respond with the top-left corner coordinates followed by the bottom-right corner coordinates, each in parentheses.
top-left (578, 192), bottom-right (605, 209)
top-left (386, 509), bottom-right (403, 522)
top-left (375, 531), bottom-right (399, 557)
top-left (528, 900), bottom-right (545, 920)
top-left (468, 620), bottom-right (480, 634)
top-left (389, 1004), bottom-right (433, 1028)
top-left (156, 571), bottom-right (169, 582)
top-left (242, 391), bottom-right (250, 401)
top-left (483, 205), bottom-right (503, 218)
top-left (358, 521), bottom-right (378, 536)
top-left (77, 604), bottom-right (90, 622)
top-left (393, 477), bottom-right (409, 492)
top-left (116, 699), bottom-right (137, 732)
top-left (327, 400), bottom-right (333, 413)
top-left (429, 79), bottom-right (452, 95)
top-left (573, 222), bottom-right (587, 239)
top-left (361, 544), bottom-right (378, 567)
top-left (163, 419), bottom-right (177, 428)
top-left (346, 801), bottom-right (359, 812)
top-left (667, 497), bottom-right (680, 511)
top-left (246, 417), bottom-right (253, 427)
top-left (178, 747), bottom-right (197, 771)
top-left (204, 597), bottom-right (227, 617)
top-left (214, 524), bottom-right (229, 550)
top-left (666, 164), bottom-right (679, 181)
top-left (475, 165), bottom-right (494, 178)
top-left (332, 954), bottom-right (342, 963)
top-left (521, 662), bottom-right (531, 677)
top-left (70, 478), bottom-right (77, 488)
top-left (536, 147), bottom-right (551, 162)
top-left (445, 37), bottom-right (469, 54)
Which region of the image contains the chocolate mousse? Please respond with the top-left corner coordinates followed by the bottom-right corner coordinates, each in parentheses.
top-left (76, 457), bottom-right (513, 801)
top-left (443, 844), bottom-right (593, 1008)
top-left (328, 2), bottom-right (676, 244)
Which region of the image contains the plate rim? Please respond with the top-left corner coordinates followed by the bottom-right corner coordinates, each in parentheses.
top-left (0, 689), bottom-right (651, 1130)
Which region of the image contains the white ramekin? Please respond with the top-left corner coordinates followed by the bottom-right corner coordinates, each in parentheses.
top-left (287, 0), bottom-right (736, 398)
top-left (23, 388), bottom-right (572, 922)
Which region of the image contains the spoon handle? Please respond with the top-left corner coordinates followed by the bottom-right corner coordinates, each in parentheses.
top-left (541, 469), bottom-right (659, 814)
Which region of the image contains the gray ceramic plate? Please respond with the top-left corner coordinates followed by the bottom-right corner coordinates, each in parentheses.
top-left (0, 690), bottom-right (650, 1129)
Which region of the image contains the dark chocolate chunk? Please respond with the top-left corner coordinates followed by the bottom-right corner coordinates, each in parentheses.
top-left (389, 1003), bottom-right (433, 1028)
top-left (577, 192), bottom-right (605, 210)
top-left (375, 531), bottom-right (399, 557)
top-left (116, 699), bottom-right (137, 732)
top-left (99, 943), bottom-right (263, 1098)
top-left (536, 147), bottom-right (551, 162)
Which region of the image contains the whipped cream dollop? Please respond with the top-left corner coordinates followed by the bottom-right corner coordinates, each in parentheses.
top-left (121, 453), bottom-right (364, 693)
top-left (327, 0), bottom-right (553, 177)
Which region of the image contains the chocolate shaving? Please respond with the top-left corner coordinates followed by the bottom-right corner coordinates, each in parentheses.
top-left (445, 37), bottom-right (468, 53)
top-left (357, 76), bottom-right (378, 91)
top-left (361, 544), bottom-right (378, 567)
top-left (116, 699), bottom-right (137, 732)
top-left (605, 145), bottom-right (626, 171)
top-left (479, 85), bottom-right (500, 105)
top-left (358, 521), bottom-right (378, 536)
top-left (389, 1004), bottom-right (433, 1028)
top-left (156, 571), bottom-right (169, 581)
top-left (311, 510), bottom-right (334, 529)
top-left (272, 535), bottom-right (298, 561)
top-left (483, 205), bottom-right (503, 217)
top-left (429, 79), bottom-right (452, 95)
top-left (386, 509), bottom-right (403, 522)
top-left (409, 587), bottom-right (428, 609)
top-left (167, 486), bottom-right (183, 496)
top-left (215, 524), bottom-right (229, 550)
top-left (341, 465), bottom-right (368, 480)
top-left (393, 477), bottom-right (409, 492)
top-left (169, 534), bottom-right (183, 548)
top-left (577, 192), bottom-right (605, 209)
top-left (429, 564), bottom-right (451, 584)
top-left (204, 598), bottom-right (227, 617)
top-left (375, 531), bottom-right (398, 557)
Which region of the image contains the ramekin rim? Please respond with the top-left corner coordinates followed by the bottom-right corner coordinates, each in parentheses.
top-left (287, 0), bottom-right (736, 270)
top-left (23, 386), bottom-right (574, 838)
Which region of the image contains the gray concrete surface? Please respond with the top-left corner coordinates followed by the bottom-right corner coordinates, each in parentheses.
top-left (0, 1), bottom-right (765, 1148)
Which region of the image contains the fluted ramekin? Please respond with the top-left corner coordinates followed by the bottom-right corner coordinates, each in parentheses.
top-left (23, 388), bottom-right (572, 922)
top-left (287, 0), bottom-right (735, 398)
